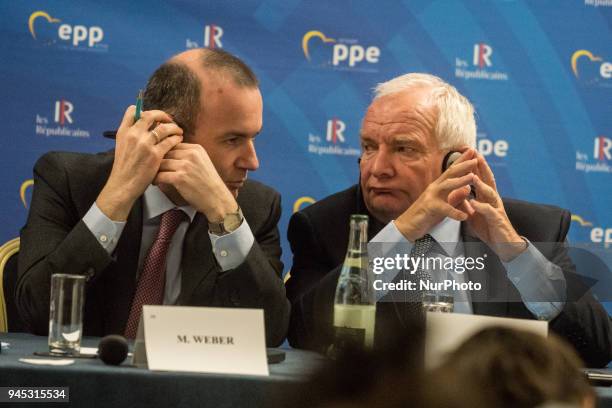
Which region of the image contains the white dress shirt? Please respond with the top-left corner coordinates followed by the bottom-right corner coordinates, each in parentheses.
top-left (371, 218), bottom-right (566, 320)
top-left (83, 185), bottom-right (254, 304)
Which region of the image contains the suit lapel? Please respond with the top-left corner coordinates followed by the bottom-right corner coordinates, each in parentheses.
top-left (177, 213), bottom-right (217, 305)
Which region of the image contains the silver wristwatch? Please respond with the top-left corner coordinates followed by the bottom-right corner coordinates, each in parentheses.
top-left (208, 206), bottom-right (244, 235)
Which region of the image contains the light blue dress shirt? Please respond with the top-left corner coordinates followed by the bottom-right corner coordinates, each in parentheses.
top-left (371, 218), bottom-right (566, 321)
top-left (82, 185), bottom-right (254, 305)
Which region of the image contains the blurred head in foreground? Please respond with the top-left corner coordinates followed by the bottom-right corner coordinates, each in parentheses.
top-left (274, 332), bottom-right (426, 408)
top-left (275, 326), bottom-right (484, 408)
top-left (275, 326), bottom-right (594, 408)
top-left (427, 326), bottom-right (595, 408)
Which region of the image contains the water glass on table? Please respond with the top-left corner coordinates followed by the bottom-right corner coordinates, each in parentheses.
top-left (422, 292), bottom-right (454, 313)
top-left (48, 273), bottom-right (86, 356)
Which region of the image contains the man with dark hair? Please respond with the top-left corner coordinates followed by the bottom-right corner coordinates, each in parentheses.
top-left (17, 48), bottom-right (289, 345)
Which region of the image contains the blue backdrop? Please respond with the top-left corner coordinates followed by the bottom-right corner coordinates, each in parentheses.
top-left (1, 1), bottom-right (611, 302)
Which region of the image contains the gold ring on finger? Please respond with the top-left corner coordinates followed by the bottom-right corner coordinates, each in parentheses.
top-left (150, 129), bottom-right (161, 144)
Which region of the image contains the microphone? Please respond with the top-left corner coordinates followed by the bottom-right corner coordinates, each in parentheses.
top-left (98, 335), bottom-right (129, 366)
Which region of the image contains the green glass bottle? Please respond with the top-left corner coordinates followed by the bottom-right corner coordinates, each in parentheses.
top-left (332, 214), bottom-right (376, 353)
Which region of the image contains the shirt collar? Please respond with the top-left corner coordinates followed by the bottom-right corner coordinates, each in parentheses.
top-left (143, 185), bottom-right (197, 222)
top-left (428, 217), bottom-right (461, 256)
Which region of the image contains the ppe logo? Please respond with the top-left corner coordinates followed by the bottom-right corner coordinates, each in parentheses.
top-left (302, 30), bottom-right (380, 71)
top-left (476, 133), bottom-right (509, 159)
top-left (28, 10), bottom-right (106, 50)
top-left (186, 24), bottom-right (224, 49)
top-left (571, 50), bottom-right (612, 86)
top-left (455, 43), bottom-right (508, 81)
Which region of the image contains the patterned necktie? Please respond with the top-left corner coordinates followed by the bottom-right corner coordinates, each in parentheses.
top-left (124, 209), bottom-right (186, 339)
top-left (402, 234), bottom-right (436, 316)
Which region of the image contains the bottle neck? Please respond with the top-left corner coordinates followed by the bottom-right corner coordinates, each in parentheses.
top-left (346, 218), bottom-right (368, 256)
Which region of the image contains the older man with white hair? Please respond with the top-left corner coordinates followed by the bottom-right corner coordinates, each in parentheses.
top-left (286, 73), bottom-right (612, 367)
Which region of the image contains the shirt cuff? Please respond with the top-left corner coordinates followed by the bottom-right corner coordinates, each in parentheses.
top-left (82, 203), bottom-right (127, 254)
top-left (372, 221), bottom-right (410, 243)
top-left (503, 238), bottom-right (567, 320)
top-left (370, 221), bottom-right (414, 264)
top-left (209, 218), bottom-right (254, 271)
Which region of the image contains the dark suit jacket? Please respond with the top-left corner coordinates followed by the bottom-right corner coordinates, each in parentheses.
top-left (17, 151), bottom-right (290, 346)
top-left (286, 185), bottom-right (612, 367)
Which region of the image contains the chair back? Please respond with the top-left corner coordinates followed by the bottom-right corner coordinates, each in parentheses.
top-left (0, 237), bottom-right (23, 332)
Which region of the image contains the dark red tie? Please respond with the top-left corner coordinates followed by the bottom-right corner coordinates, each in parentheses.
top-left (124, 209), bottom-right (185, 338)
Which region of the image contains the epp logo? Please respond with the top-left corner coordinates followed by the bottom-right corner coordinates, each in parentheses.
top-left (302, 30), bottom-right (380, 67)
top-left (28, 10), bottom-right (104, 48)
top-left (594, 136), bottom-right (612, 161)
top-left (571, 215), bottom-right (612, 248)
top-left (571, 50), bottom-right (612, 79)
top-left (54, 100), bottom-right (74, 125)
top-left (326, 119), bottom-right (346, 144)
top-left (473, 43), bottom-right (493, 68)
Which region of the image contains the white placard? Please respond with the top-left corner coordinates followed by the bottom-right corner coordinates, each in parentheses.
top-left (425, 312), bottom-right (547, 369)
top-left (142, 305), bottom-right (269, 376)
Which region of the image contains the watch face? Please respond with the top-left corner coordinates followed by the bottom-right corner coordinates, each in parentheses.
top-left (208, 210), bottom-right (244, 235)
top-left (209, 208), bottom-right (243, 235)
top-left (225, 213), bottom-right (242, 232)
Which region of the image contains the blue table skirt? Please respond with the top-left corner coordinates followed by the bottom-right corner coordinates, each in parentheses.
top-left (0, 332), bottom-right (610, 408)
top-left (0, 333), bottom-right (324, 408)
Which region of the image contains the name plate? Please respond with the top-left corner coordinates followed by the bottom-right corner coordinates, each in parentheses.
top-left (142, 305), bottom-right (269, 376)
